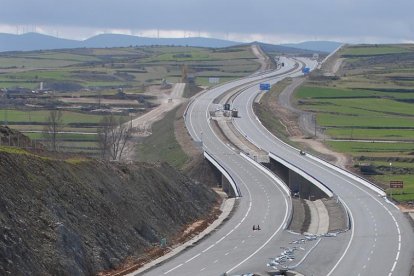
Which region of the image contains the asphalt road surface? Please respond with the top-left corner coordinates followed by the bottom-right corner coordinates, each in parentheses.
top-left (138, 57), bottom-right (413, 275)
top-left (232, 58), bottom-right (414, 275)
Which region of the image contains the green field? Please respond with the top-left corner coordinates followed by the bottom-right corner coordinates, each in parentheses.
top-left (135, 106), bottom-right (188, 168)
top-left (0, 46), bottom-right (259, 90)
top-left (0, 109), bottom-right (111, 124)
top-left (326, 128), bottom-right (414, 141)
top-left (296, 86), bottom-right (414, 100)
top-left (326, 141), bottom-right (414, 156)
top-left (373, 174), bottom-right (414, 202)
top-left (0, 45), bottom-right (263, 155)
top-left (0, 109), bottom-right (127, 155)
top-left (297, 86), bottom-right (414, 142)
top-left (341, 45), bottom-right (410, 56)
top-left (296, 44), bottom-right (414, 201)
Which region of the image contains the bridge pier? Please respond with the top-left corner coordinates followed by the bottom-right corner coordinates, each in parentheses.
top-left (266, 157), bottom-right (328, 200)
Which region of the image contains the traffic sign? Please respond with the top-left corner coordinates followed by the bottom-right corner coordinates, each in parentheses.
top-left (209, 77), bottom-right (220, 84)
top-left (302, 67), bottom-right (310, 74)
top-left (259, 83), bottom-right (271, 91)
top-left (390, 180), bottom-right (403, 189)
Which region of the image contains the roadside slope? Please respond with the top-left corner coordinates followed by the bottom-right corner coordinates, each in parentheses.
top-left (0, 148), bottom-right (218, 275)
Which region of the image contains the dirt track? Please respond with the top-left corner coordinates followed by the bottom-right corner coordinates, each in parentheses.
top-left (275, 76), bottom-right (350, 168)
top-left (121, 83), bottom-right (186, 161)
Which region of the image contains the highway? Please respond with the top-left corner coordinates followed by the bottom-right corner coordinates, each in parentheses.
top-left (139, 57), bottom-right (413, 275)
top-left (231, 58), bottom-right (414, 275)
top-left (139, 62), bottom-right (302, 276)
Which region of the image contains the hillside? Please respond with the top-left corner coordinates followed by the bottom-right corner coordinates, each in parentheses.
top-left (0, 142), bottom-right (219, 275)
top-left (0, 32), bottom-right (340, 53)
top-left (0, 32), bottom-right (240, 52)
top-left (281, 41), bottom-right (343, 53)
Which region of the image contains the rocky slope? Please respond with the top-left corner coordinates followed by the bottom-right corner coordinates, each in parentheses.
top-left (0, 148), bottom-right (218, 275)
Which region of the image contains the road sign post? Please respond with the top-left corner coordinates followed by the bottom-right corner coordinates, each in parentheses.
top-left (209, 77), bottom-right (220, 84)
top-left (390, 180), bottom-right (403, 189)
top-left (389, 180), bottom-right (403, 198)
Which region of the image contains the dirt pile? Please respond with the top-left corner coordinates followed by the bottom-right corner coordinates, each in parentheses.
top-left (0, 126), bottom-right (34, 148)
top-left (0, 150), bottom-right (218, 275)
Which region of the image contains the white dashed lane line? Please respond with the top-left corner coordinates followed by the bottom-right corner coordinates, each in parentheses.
top-left (185, 253), bottom-right (200, 263)
top-left (164, 263), bottom-right (183, 275)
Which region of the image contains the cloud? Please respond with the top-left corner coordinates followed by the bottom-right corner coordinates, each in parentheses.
top-left (0, 0), bottom-right (412, 43)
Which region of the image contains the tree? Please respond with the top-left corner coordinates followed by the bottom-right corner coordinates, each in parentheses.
top-left (43, 109), bottom-right (63, 151)
top-left (97, 114), bottom-right (132, 160)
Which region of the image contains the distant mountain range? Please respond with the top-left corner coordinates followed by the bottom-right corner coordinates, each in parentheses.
top-left (0, 32), bottom-right (342, 53)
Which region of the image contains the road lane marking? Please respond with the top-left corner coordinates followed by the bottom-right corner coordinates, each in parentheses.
top-left (164, 263), bottom-right (183, 274)
top-left (185, 253), bottom-right (201, 263)
top-left (225, 158), bottom-right (290, 274)
top-left (202, 244), bottom-right (214, 253)
top-left (234, 79), bottom-right (404, 274)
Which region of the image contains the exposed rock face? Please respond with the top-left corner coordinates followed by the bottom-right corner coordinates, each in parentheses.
top-left (0, 151), bottom-right (218, 275)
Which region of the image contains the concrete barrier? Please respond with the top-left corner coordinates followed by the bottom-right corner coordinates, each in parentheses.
top-left (204, 151), bottom-right (241, 197)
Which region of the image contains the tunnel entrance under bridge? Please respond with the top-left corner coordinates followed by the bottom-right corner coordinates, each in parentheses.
top-left (264, 157), bottom-right (330, 200)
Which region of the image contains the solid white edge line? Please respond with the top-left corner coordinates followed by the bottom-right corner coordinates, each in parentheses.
top-left (230, 58), bottom-right (401, 276)
top-left (307, 154), bottom-right (386, 197)
top-left (225, 153), bottom-right (291, 274)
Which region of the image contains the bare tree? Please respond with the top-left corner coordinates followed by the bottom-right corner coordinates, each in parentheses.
top-left (97, 115), bottom-right (111, 159)
top-left (43, 109), bottom-right (63, 151)
top-left (97, 114), bottom-right (132, 160)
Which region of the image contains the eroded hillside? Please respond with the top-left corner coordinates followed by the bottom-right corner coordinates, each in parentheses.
top-left (0, 147), bottom-right (218, 275)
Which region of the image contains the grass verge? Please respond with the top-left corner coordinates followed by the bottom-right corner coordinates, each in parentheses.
top-left (135, 106), bottom-right (188, 168)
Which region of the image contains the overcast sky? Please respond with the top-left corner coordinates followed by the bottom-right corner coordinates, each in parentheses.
top-left (0, 0), bottom-right (413, 44)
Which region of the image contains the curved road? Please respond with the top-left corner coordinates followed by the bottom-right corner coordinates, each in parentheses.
top-left (232, 58), bottom-right (414, 275)
top-left (139, 57), bottom-right (413, 275)
top-left (140, 60), bottom-right (300, 276)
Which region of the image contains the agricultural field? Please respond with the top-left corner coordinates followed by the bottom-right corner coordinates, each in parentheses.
top-left (0, 46), bottom-right (259, 89)
top-left (340, 44), bottom-right (412, 56)
top-left (0, 45), bottom-right (261, 154)
top-left (296, 44), bottom-right (414, 202)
